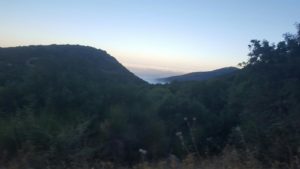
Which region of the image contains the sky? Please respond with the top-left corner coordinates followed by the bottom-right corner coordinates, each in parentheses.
top-left (1, 0), bottom-right (300, 82)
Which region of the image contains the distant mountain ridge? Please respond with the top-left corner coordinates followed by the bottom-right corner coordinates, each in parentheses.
top-left (158, 67), bottom-right (239, 82)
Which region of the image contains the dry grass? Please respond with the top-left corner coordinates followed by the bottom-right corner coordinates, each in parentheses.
top-left (2, 147), bottom-right (300, 169)
top-left (132, 148), bottom-right (264, 169)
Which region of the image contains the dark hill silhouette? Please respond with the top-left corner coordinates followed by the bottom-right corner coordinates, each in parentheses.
top-left (0, 45), bottom-right (145, 85)
top-left (158, 67), bottom-right (239, 83)
top-left (0, 45), bottom-right (145, 116)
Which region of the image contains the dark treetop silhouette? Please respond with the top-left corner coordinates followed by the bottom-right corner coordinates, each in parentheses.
top-left (0, 24), bottom-right (300, 168)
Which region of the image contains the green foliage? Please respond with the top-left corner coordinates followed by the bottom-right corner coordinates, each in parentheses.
top-left (0, 25), bottom-right (300, 168)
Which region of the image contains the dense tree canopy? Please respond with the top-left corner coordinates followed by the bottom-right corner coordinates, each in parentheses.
top-left (0, 25), bottom-right (299, 168)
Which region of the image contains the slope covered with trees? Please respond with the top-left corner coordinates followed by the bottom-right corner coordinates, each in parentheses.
top-left (0, 25), bottom-right (300, 169)
top-left (158, 67), bottom-right (239, 83)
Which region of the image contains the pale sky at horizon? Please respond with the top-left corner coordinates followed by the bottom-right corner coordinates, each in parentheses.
top-left (1, 0), bottom-right (300, 81)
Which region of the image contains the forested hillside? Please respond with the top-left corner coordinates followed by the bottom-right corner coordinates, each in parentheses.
top-left (158, 67), bottom-right (239, 82)
top-left (0, 25), bottom-right (299, 169)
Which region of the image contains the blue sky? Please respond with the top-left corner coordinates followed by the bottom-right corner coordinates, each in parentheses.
top-left (1, 0), bottom-right (300, 81)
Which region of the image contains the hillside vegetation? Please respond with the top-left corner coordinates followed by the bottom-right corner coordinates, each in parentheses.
top-left (0, 25), bottom-right (300, 169)
top-left (158, 67), bottom-right (239, 82)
